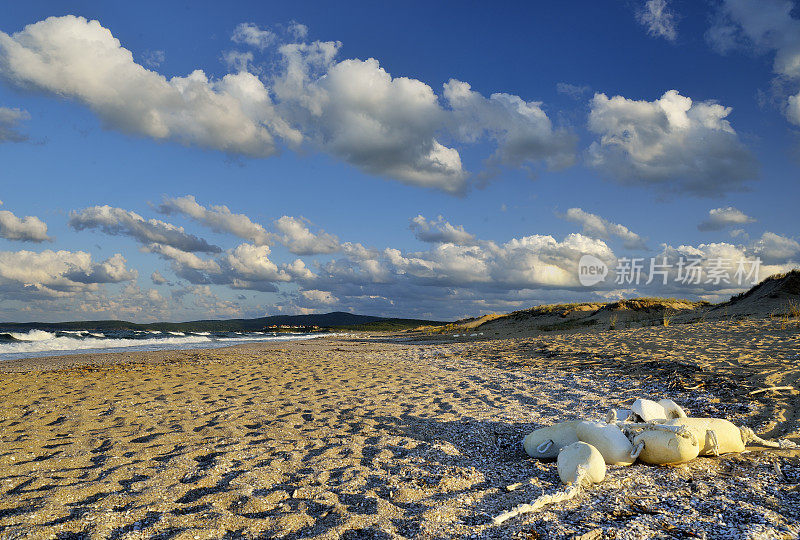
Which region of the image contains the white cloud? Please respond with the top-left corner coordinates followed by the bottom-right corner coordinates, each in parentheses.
top-left (300, 289), bottom-right (338, 305)
top-left (0, 106), bottom-right (28, 142)
top-left (70, 205), bottom-right (220, 252)
top-left (151, 270), bottom-right (167, 285)
top-left (563, 208), bottom-right (647, 250)
top-left (587, 90), bottom-right (757, 196)
top-left (158, 195), bottom-right (272, 245)
top-left (643, 235), bottom-right (797, 297)
top-left (698, 206), bottom-right (756, 231)
top-left (273, 216), bottom-right (339, 255)
top-left (222, 50), bottom-right (255, 73)
top-left (141, 49), bottom-right (165, 68)
top-left (0, 16), bottom-right (575, 195)
top-left (707, 0), bottom-right (800, 125)
top-left (0, 249), bottom-right (136, 299)
top-left (288, 22), bottom-right (308, 40)
top-left (0, 16), bottom-right (295, 157)
top-left (275, 49), bottom-right (467, 193)
top-left (224, 243), bottom-right (291, 282)
top-left (143, 243), bottom-right (222, 273)
top-left (751, 231), bottom-right (800, 264)
top-left (444, 79), bottom-right (577, 174)
top-left (409, 215), bottom-right (476, 245)
top-left (556, 82), bottom-right (591, 99)
top-left (231, 22), bottom-right (275, 50)
top-left (0, 207), bottom-right (51, 242)
top-left (636, 0), bottom-right (678, 42)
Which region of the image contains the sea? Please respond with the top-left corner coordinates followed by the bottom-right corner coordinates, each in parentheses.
top-left (0, 327), bottom-right (329, 361)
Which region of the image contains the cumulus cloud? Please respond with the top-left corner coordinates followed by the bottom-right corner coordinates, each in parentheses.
top-left (273, 216), bottom-right (339, 255)
top-left (313, 232), bottom-right (615, 295)
top-left (0, 206), bottom-right (51, 242)
top-left (142, 240), bottom-right (308, 293)
top-left (0, 16), bottom-right (576, 194)
top-left (636, 0), bottom-right (678, 41)
top-left (444, 80), bottom-right (577, 175)
top-left (640, 233), bottom-right (798, 300)
top-left (151, 270), bottom-right (167, 285)
top-left (274, 47), bottom-right (467, 193)
top-left (231, 22), bottom-right (275, 50)
top-left (0, 106), bottom-right (28, 142)
top-left (751, 231), bottom-right (800, 264)
top-left (300, 289), bottom-right (338, 305)
top-left (587, 90), bottom-right (757, 196)
top-left (70, 205), bottom-right (220, 253)
top-left (698, 206), bottom-right (756, 231)
top-left (0, 249), bottom-right (136, 299)
top-left (409, 215), bottom-right (476, 245)
top-left (563, 208), bottom-right (647, 250)
top-left (143, 243), bottom-right (221, 273)
top-left (158, 195), bottom-right (272, 245)
top-left (222, 50), bottom-right (255, 73)
top-left (707, 0), bottom-right (800, 125)
top-left (0, 16), bottom-right (299, 157)
top-left (64, 253), bottom-right (138, 283)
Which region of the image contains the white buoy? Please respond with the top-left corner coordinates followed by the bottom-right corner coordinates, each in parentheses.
top-left (631, 398), bottom-right (668, 422)
top-left (558, 442), bottom-right (606, 484)
top-left (631, 425), bottom-right (699, 465)
top-left (666, 418), bottom-right (744, 455)
top-left (575, 421), bottom-right (635, 466)
top-left (658, 398), bottom-right (688, 419)
top-left (494, 442), bottom-right (605, 524)
top-left (522, 420), bottom-right (581, 459)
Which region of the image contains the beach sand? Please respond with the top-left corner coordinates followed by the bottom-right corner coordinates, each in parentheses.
top-left (0, 320), bottom-right (798, 539)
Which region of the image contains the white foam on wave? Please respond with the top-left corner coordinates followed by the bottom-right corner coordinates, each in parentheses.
top-left (9, 330), bottom-right (58, 341)
top-left (0, 332), bottom-right (335, 361)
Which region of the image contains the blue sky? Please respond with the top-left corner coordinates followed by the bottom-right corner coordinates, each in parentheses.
top-left (0, 0), bottom-right (799, 322)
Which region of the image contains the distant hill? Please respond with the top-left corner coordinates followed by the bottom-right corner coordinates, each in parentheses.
top-left (0, 311), bottom-right (447, 333)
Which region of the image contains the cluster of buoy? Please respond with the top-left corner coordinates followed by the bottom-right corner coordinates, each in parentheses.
top-left (494, 397), bottom-right (797, 525)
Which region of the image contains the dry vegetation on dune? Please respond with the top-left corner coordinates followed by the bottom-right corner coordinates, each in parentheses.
top-left (420, 270), bottom-right (800, 339)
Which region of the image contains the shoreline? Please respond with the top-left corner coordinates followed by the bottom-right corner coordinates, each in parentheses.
top-left (0, 334), bottom-right (350, 373)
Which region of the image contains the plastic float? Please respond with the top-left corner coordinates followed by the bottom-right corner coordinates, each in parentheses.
top-left (575, 421), bottom-right (636, 466)
top-left (494, 442), bottom-right (605, 524)
top-left (501, 396), bottom-right (798, 525)
top-left (522, 420), bottom-right (581, 459)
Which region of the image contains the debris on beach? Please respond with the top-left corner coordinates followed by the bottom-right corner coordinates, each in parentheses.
top-left (497, 395), bottom-right (799, 524)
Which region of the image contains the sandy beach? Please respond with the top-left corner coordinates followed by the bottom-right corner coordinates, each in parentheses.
top-left (1, 320), bottom-right (798, 539)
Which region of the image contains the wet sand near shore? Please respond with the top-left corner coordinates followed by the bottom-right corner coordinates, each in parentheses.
top-left (0, 321), bottom-right (798, 539)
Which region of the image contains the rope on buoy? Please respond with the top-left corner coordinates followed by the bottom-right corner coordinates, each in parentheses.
top-left (739, 426), bottom-right (798, 449)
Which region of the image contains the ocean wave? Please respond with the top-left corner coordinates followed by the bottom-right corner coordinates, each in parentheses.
top-left (0, 331), bottom-right (333, 361)
top-left (9, 330), bottom-right (58, 342)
